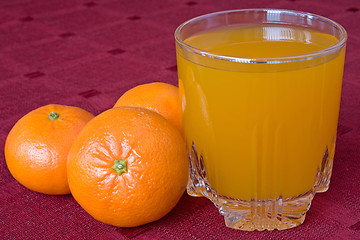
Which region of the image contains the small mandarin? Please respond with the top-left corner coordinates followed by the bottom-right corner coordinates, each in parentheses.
top-left (4, 104), bottom-right (94, 195)
top-left (113, 82), bottom-right (182, 133)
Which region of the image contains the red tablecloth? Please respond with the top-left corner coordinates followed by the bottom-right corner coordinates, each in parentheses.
top-left (1, 0), bottom-right (359, 239)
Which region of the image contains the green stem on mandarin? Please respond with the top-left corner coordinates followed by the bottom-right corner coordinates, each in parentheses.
top-left (49, 112), bottom-right (60, 120)
top-left (112, 159), bottom-right (127, 175)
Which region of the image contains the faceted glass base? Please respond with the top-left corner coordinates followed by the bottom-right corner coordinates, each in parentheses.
top-left (187, 142), bottom-right (334, 231)
top-left (188, 185), bottom-right (313, 231)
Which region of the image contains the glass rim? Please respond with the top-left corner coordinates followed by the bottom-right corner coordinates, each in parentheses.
top-left (175, 8), bottom-right (347, 64)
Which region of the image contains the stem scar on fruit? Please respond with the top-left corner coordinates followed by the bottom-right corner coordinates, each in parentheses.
top-left (112, 159), bottom-right (127, 175)
top-left (49, 112), bottom-right (60, 120)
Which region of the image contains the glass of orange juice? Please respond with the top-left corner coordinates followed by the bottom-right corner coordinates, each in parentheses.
top-left (175, 9), bottom-right (347, 231)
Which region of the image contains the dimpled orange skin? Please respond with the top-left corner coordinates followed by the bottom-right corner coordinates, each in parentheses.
top-left (113, 82), bottom-right (182, 133)
top-left (4, 104), bottom-right (94, 195)
top-left (67, 107), bottom-right (189, 227)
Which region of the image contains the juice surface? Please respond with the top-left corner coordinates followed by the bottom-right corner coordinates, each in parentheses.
top-left (177, 24), bottom-right (345, 200)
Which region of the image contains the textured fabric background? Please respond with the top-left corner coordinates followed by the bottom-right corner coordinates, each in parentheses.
top-left (0, 0), bottom-right (359, 239)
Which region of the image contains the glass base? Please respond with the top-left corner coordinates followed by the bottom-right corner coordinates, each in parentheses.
top-left (188, 184), bottom-right (313, 230)
top-left (221, 195), bottom-right (311, 231)
top-left (187, 142), bottom-right (334, 231)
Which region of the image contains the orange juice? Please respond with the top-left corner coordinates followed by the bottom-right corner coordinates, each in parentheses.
top-left (177, 24), bottom-right (345, 200)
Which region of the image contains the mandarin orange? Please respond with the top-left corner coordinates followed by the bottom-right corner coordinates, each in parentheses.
top-left (113, 82), bottom-right (182, 133)
top-left (5, 104), bottom-right (94, 195)
top-left (67, 107), bottom-right (188, 227)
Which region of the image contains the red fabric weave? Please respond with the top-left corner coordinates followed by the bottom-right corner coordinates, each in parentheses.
top-left (1, 0), bottom-right (359, 239)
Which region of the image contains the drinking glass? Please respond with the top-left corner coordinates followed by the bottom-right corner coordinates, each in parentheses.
top-left (175, 9), bottom-right (347, 231)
